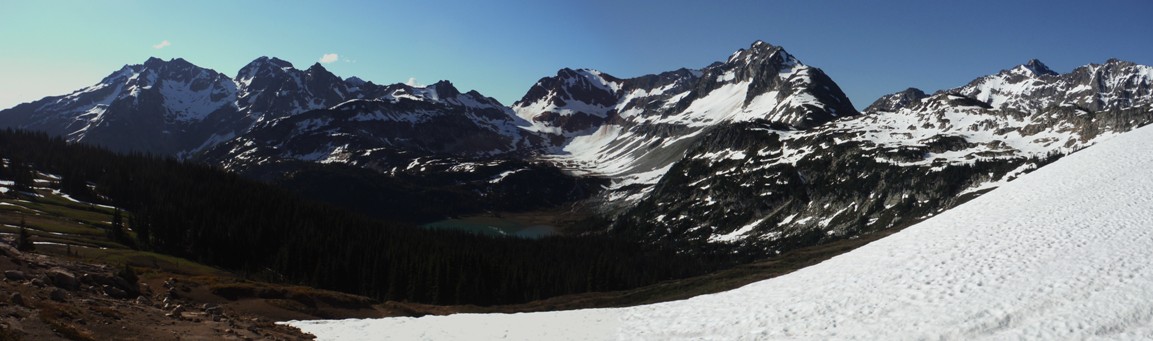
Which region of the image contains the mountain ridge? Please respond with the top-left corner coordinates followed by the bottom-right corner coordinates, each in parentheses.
top-left (610, 53), bottom-right (1153, 253)
top-left (2, 41), bottom-right (1151, 256)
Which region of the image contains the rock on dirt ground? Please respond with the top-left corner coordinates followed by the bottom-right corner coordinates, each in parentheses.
top-left (0, 242), bottom-right (316, 340)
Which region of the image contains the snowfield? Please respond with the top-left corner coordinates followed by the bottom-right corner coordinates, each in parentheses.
top-left (288, 122), bottom-right (1153, 340)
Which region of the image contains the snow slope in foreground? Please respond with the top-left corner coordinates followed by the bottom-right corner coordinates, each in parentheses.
top-left (288, 123), bottom-right (1153, 340)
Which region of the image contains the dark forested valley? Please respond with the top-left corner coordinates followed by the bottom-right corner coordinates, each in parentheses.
top-left (0, 129), bottom-right (733, 306)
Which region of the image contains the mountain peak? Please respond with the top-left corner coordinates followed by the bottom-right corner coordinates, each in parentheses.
top-left (345, 76), bottom-right (367, 86)
top-left (1017, 59), bottom-right (1057, 77)
top-left (865, 87), bottom-right (928, 112)
top-left (429, 80), bottom-right (461, 98)
top-left (749, 39), bottom-right (775, 50)
top-left (1103, 58), bottom-right (1138, 68)
top-left (555, 67), bottom-right (583, 78)
top-left (725, 40), bottom-right (799, 68)
top-left (236, 57), bottom-right (297, 83)
top-left (140, 57), bottom-right (195, 70)
top-left (243, 56), bottom-right (294, 70)
top-left (268, 57), bottom-right (293, 68)
top-left (142, 57), bottom-right (196, 67)
top-left (307, 62), bottom-right (328, 72)
top-left (144, 56), bottom-right (165, 66)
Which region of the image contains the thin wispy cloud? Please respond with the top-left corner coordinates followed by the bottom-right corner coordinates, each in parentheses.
top-left (152, 40), bottom-right (171, 49)
top-left (319, 53), bottom-right (339, 64)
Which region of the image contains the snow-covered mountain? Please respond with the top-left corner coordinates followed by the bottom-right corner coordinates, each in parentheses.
top-left (515, 40), bottom-right (858, 210)
top-left (0, 57), bottom-right (527, 162)
top-left (612, 58), bottom-right (1153, 254)
top-left (288, 112), bottom-right (1153, 340)
top-left (3, 44), bottom-right (1151, 257)
top-left (201, 80), bottom-right (533, 173)
top-left (233, 57), bottom-right (355, 122)
top-left (0, 41), bottom-right (864, 223)
top-left (943, 58), bottom-right (1153, 113)
top-left (0, 57), bottom-right (242, 155)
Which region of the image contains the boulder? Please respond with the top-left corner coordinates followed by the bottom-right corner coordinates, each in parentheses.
top-left (45, 268), bottom-right (79, 290)
top-left (103, 285), bottom-right (129, 298)
top-left (205, 305), bottom-right (223, 316)
top-left (3, 270), bottom-right (25, 281)
top-left (112, 276), bottom-right (135, 293)
top-left (166, 305), bottom-right (185, 319)
top-left (0, 243), bottom-right (18, 258)
top-left (10, 292), bottom-right (24, 306)
top-left (84, 273), bottom-right (139, 297)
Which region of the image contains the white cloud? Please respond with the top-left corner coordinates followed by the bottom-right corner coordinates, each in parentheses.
top-left (319, 53), bottom-right (339, 64)
top-left (406, 77), bottom-right (420, 86)
top-left (152, 40), bottom-right (171, 49)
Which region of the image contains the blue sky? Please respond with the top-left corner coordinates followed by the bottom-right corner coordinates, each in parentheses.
top-left (1, 0), bottom-right (1151, 110)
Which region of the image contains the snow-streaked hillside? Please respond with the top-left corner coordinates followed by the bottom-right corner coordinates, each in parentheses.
top-left (288, 121), bottom-right (1153, 339)
top-left (617, 57), bottom-right (1153, 251)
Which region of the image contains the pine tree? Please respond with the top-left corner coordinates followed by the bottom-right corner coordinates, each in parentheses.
top-left (59, 169), bottom-right (93, 201)
top-left (16, 216), bottom-right (34, 252)
top-left (130, 213), bottom-right (150, 250)
top-left (10, 160), bottom-right (35, 193)
top-left (108, 208), bottom-right (126, 244)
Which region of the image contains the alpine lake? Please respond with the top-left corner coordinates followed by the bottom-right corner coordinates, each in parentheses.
top-left (422, 215), bottom-right (558, 239)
